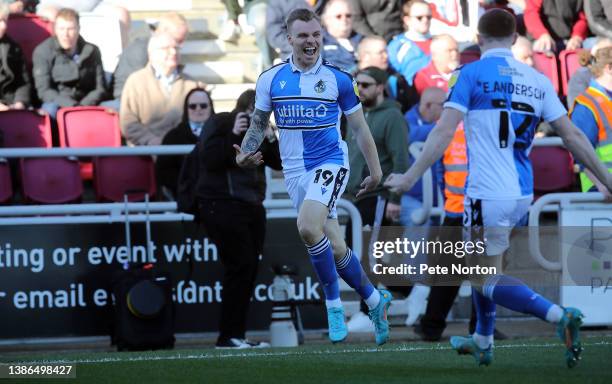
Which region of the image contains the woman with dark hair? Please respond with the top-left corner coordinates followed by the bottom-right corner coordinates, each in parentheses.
top-left (157, 87), bottom-right (214, 199)
top-left (197, 89), bottom-right (281, 349)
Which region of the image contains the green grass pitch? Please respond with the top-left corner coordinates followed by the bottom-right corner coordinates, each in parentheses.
top-left (2, 336), bottom-right (611, 384)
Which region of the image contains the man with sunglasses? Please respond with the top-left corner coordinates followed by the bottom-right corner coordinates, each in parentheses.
top-left (320, 0), bottom-right (362, 72)
top-left (387, 0), bottom-right (433, 87)
top-left (235, 8), bottom-right (394, 345)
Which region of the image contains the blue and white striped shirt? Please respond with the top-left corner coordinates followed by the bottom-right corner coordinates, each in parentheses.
top-left (255, 55), bottom-right (361, 178)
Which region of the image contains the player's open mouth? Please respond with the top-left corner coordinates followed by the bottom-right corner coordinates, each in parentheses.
top-left (304, 47), bottom-right (316, 56)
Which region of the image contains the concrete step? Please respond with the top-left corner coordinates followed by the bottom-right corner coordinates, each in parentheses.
top-left (180, 35), bottom-right (262, 84)
top-left (181, 37), bottom-right (259, 57)
top-left (129, 4), bottom-right (228, 36)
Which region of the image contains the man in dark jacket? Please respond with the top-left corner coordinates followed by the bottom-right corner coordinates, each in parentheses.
top-left (0, 3), bottom-right (31, 110)
top-left (32, 8), bottom-right (106, 121)
top-left (348, 0), bottom-right (403, 42)
top-left (197, 90), bottom-right (282, 349)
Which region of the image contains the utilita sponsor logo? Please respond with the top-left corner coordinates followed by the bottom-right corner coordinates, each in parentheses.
top-left (277, 104), bottom-right (328, 118)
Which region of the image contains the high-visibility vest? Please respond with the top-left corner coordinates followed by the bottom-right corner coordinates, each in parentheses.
top-left (570, 86), bottom-right (612, 192)
top-left (443, 124), bottom-right (467, 214)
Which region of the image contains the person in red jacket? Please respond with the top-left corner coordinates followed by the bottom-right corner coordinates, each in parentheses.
top-left (524, 0), bottom-right (589, 53)
top-left (413, 34), bottom-right (459, 95)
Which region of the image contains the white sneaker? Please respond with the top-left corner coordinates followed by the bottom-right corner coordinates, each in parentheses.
top-left (215, 337), bottom-right (251, 349)
top-left (243, 339), bottom-right (270, 348)
top-left (219, 20), bottom-right (241, 42)
top-left (347, 311), bottom-right (374, 333)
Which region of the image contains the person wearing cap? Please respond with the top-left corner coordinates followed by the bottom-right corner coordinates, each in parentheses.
top-left (343, 66), bottom-right (409, 333)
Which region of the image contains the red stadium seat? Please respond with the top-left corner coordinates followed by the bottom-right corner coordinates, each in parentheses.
top-left (57, 107), bottom-right (121, 179)
top-left (529, 146), bottom-right (575, 199)
top-left (460, 49), bottom-right (481, 65)
top-left (20, 158), bottom-right (83, 204)
top-left (559, 49), bottom-right (584, 97)
top-left (0, 110), bottom-right (52, 148)
top-left (533, 52), bottom-right (560, 94)
top-left (0, 159), bottom-right (12, 204)
top-left (93, 156), bottom-right (156, 202)
top-left (6, 13), bottom-right (54, 71)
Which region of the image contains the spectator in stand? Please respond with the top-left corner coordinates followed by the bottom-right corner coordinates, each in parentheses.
top-left (321, 0), bottom-right (361, 72)
top-left (36, 1), bottom-right (130, 48)
top-left (569, 46), bottom-right (612, 193)
top-left (568, 38), bottom-right (612, 107)
top-left (157, 88), bottom-right (214, 200)
top-left (585, 0), bottom-right (612, 40)
top-left (347, 0), bottom-right (403, 42)
top-left (525, 0), bottom-right (589, 53)
top-left (7, 0), bottom-right (38, 14)
top-left (266, 0), bottom-right (321, 61)
top-left (387, 0), bottom-right (433, 86)
top-left (511, 35), bottom-right (535, 66)
top-left (32, 8), bottom-right (106, 122)
top-left (120, 32), bottom-right (200, 146)
top-left (110, 12), bottom-right (189, 112)
top-left (413, 34), bottom-right (459, 95)
top-left (357, 36), bottom-right (418, 112)
top-left (0, 2), bottom-right (31, 110)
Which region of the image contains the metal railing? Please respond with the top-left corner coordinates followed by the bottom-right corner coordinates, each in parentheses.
top-left (0, 145), bottom-right (194, 158)
top-left (528, 192), bottom-right (606, 271)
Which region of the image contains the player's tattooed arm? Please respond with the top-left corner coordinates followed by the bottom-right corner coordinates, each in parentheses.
top-left (241, 108), bottom-right (272, 153)
top-left (234, 108), bottom-right (272, 168)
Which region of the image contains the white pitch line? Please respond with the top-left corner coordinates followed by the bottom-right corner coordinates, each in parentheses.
top-left (5, 341), bottom-right (612, 366)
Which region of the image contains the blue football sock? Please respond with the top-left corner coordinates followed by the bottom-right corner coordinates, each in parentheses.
top-left (472, 289), bottom-right (496, 337)
top-left (306, 236), bottom-right (340, 303)
top-left (335, 248), bottom-right (375, 303)
top-left (484, 274), bottom-right (554, 321)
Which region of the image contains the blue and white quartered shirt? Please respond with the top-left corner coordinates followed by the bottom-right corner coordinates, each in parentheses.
top-left (255, 55), bottom-right (361, 179)
top-left (445, 48), bottom-right (566, 200)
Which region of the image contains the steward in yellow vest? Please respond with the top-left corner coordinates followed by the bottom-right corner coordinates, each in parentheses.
top-left (570, 81), bottom-right (612, 192)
